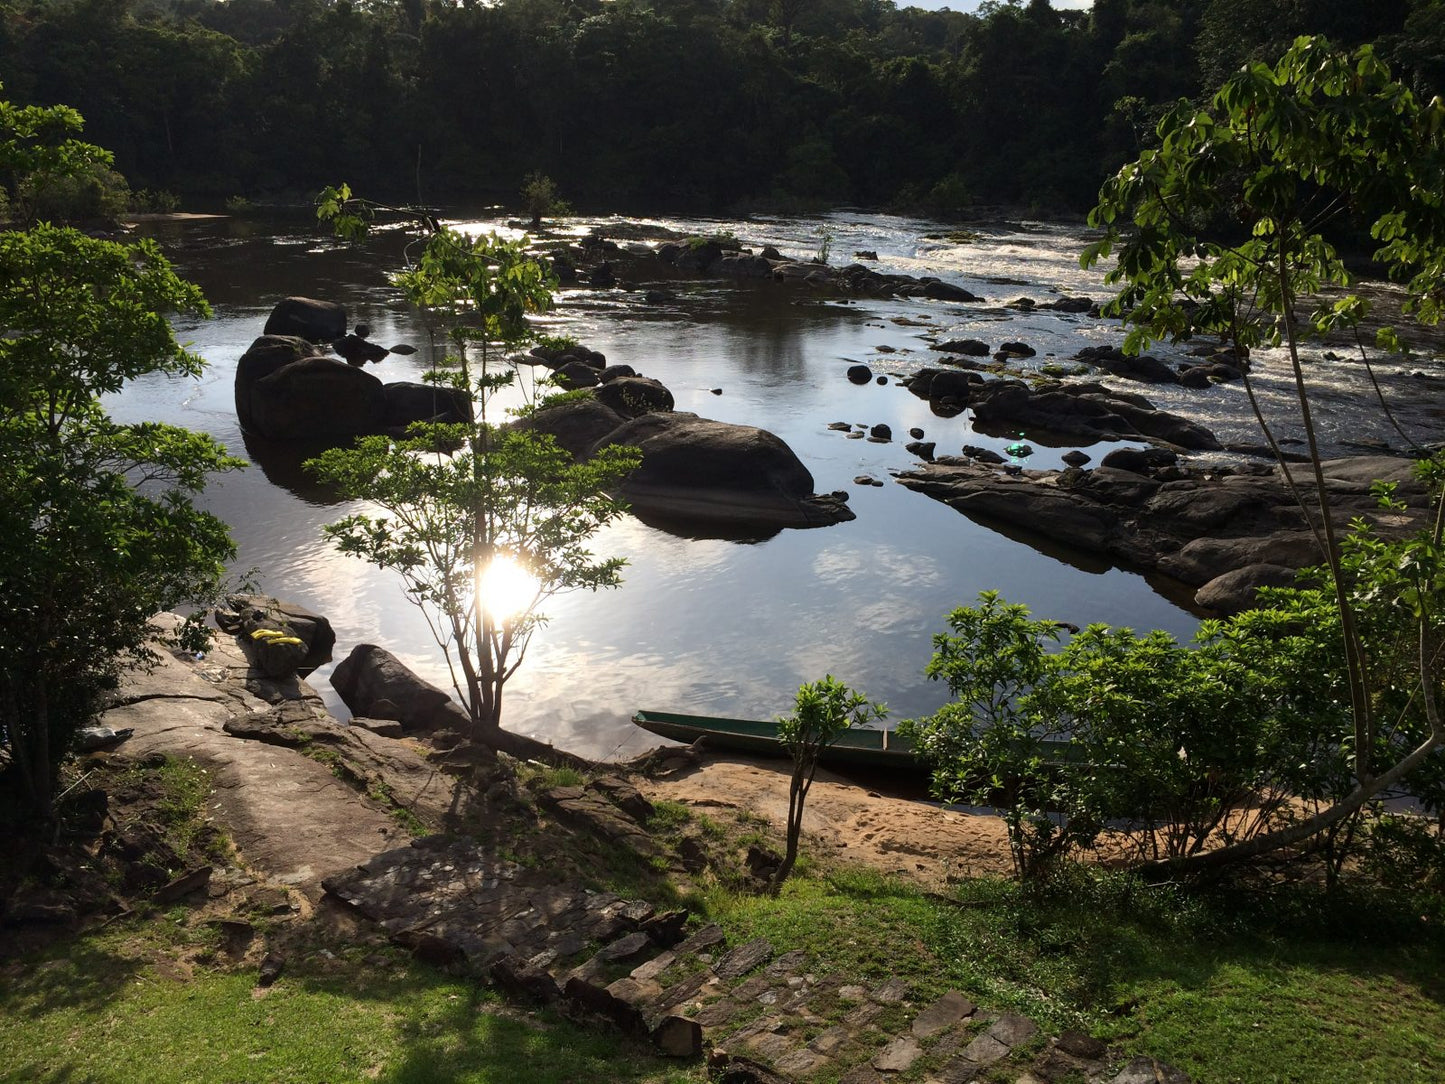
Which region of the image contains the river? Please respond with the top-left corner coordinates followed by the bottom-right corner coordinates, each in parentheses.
top-left (108, 209), bottom-right (1445, 759)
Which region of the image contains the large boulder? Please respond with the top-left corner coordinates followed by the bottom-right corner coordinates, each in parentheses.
top-left (594, 376), bottom-right (675, 418)
top-left (591, 412), bottom-right (853, 528)
top-left (382, 382), bottom-right (472, 430)
top-left (246, 355), bottom-right (387, 440)
top-left (235, 335), bottom-right (322, 432)
top-left (215, 593), bottom-right (336, 675)
top-left (511, 397), bottom-right (629, 458)
top-left (263, 297), bottom-right (347, 342)
top-left (330, 644), bottom-right (458, 732)
top-left (1194, 563), bottom-right (1301, 614)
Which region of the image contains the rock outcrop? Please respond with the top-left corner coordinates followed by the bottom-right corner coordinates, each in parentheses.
top-left (554, 231), bottom-right (982, 304)
top-left (516, 370), bottom-right (853, 531)
top-left (235, 334), bottom-right (470, 441)
top-left (330, 643), bottom-right (462, 733)
top-left (898, 454), bottom-right (1426, 613)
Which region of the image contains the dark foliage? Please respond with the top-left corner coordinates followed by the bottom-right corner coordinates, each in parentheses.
top-left (1, 0), bottom-right (1433, 214)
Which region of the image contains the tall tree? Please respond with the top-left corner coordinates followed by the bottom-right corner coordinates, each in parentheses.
top-left (0, 95), bottom-right (238, 824)
top-left (308, 189), bottom-right (639, 735)
top-left (1083, 36), bottom-right (1445, 870)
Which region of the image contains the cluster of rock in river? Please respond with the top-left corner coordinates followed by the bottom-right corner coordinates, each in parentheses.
top-left (235, 295), bottom-right (852, 532)
top-left (235, 258), bottom-right (1431, 615)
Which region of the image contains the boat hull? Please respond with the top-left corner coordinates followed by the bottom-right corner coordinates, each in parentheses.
top-left (632, 709), bottom-right (923, 773)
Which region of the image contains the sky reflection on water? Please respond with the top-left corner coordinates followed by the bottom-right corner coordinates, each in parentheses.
top-left (110, 208), bottom-right (1439, 758)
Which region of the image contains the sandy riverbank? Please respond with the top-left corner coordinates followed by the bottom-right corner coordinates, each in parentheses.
top-left (637, 754), bottom-right (1014, 887)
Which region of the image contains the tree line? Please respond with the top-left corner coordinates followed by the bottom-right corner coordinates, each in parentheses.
top-left (0, 0), bottom-right (1439, 215)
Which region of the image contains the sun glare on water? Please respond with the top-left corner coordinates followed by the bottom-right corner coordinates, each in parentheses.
top-left (478, 554), bottom-right (540, 624)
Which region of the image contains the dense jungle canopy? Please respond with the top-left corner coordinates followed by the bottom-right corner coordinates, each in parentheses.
top-left (1, 0), bottom-right (1442, 213)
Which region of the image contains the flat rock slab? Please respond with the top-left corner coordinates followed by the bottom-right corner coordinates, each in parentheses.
top-left (105, 620), bottom-right (405, 896)
top-left (1111, 1057), bottom-right (1194, 1084)
top-left (985, 1012), bottom-right (1039, 1048)
top-left (960, 1033), bottom-right (1011, 1066)
top-left (913, 991), bottom-right (976, 1038)
top-left (716, 937), bottom-right (773, 979)
top-left (873, 1036), bottom-right (923, 1072)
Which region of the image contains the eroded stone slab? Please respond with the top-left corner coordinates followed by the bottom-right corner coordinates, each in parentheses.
top-left (872, 1036), bottom-right (923, 1073)
top-left (717, 937), bottom-right (774, 979)
top-left (871, 977), bottom-right (909, 1004)
top-left (1110, 1056), bottom-right (1193, 1084)
top-left (912, 991), bottom-right (976, 1038)
top-left (960, 1033), bottom-right (1010, 1066)
top-left (986, 1012), bottom-right (1038, 1049)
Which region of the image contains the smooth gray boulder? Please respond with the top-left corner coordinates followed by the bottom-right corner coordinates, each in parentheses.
top-left (512, 397), bottom-right (629, 458)
top-left (235, 335), bottom-right (322, 432)
top-left (382, 382), bottom-right (472, 430)
top-left (331, 643), bottom-right (456, 732)
top-left (1194, 563), bottom-right (1300, 614)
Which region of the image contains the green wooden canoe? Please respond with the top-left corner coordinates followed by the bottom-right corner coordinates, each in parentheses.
top-left (632, 709), bottom-right (1084, 779)
top-left (632, 709), bottom-right (924, 773)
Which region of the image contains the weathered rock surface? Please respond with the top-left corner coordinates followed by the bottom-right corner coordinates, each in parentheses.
top-left (235, 332), bottom-right (470, 441)
top-left (512, 396), bottom-right (634, 458)
top-left (330, 643), bottom-right (457, 732)
top-left (965, 379), bottom-right (1221, 451)
top-left (96, 616), bottom-right (424, 896)
top-left (594, 411), bottom-right (854, 529)
top-left (381, 381), bottom-right (472, 429)
top-left (516, 383), bottom-right (852, 530)
top-left (215, 593), bottom-right (336, 674)
top-left (898, 455), bottom-right (1426, 613)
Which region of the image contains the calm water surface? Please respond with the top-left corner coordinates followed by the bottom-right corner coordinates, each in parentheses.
top-left (110, 210), bottom-right (1445, 758)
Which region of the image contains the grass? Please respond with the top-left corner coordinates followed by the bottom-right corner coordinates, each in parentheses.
top-left (692, 861), bottom-right (1445, 1084)
top-left (0, 920), bottom-right (705, 1084)
top-left (11, 761), bottom-right (1443, 1083)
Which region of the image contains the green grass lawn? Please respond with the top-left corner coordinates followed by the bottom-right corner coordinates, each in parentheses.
top-left (699, 865), bottom-right (1445, 1084)
top-left (5, 767), bottom-right (1443, 1084)
top-left (0, 921), bottom-right (705, 1084)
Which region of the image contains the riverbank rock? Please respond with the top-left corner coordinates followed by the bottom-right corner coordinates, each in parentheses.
top-left (243, 352), bottom-right (388, 440)
top-left (897, 454), bottom-right (1427, 613)
top-left (516, 371), bottom-right (853, 531)
top-left (967, 379), bottom-right (1222, 451)
top-left (331, 643), bottom-right (459, 733)
top-left (215, 594), bottom-right (336, 675)
top-left (382, 381), bottom-right (472, 428)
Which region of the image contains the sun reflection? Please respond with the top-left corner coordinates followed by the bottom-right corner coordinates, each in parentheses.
top-left (477, 554), bottom-right (540, 624)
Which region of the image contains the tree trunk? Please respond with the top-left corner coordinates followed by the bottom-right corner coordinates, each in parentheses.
top-left (1136, 730), bottom-right (1444, 878)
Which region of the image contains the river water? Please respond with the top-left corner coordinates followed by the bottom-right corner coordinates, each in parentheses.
top-left (108, 210), bottom-right (1445, 759)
